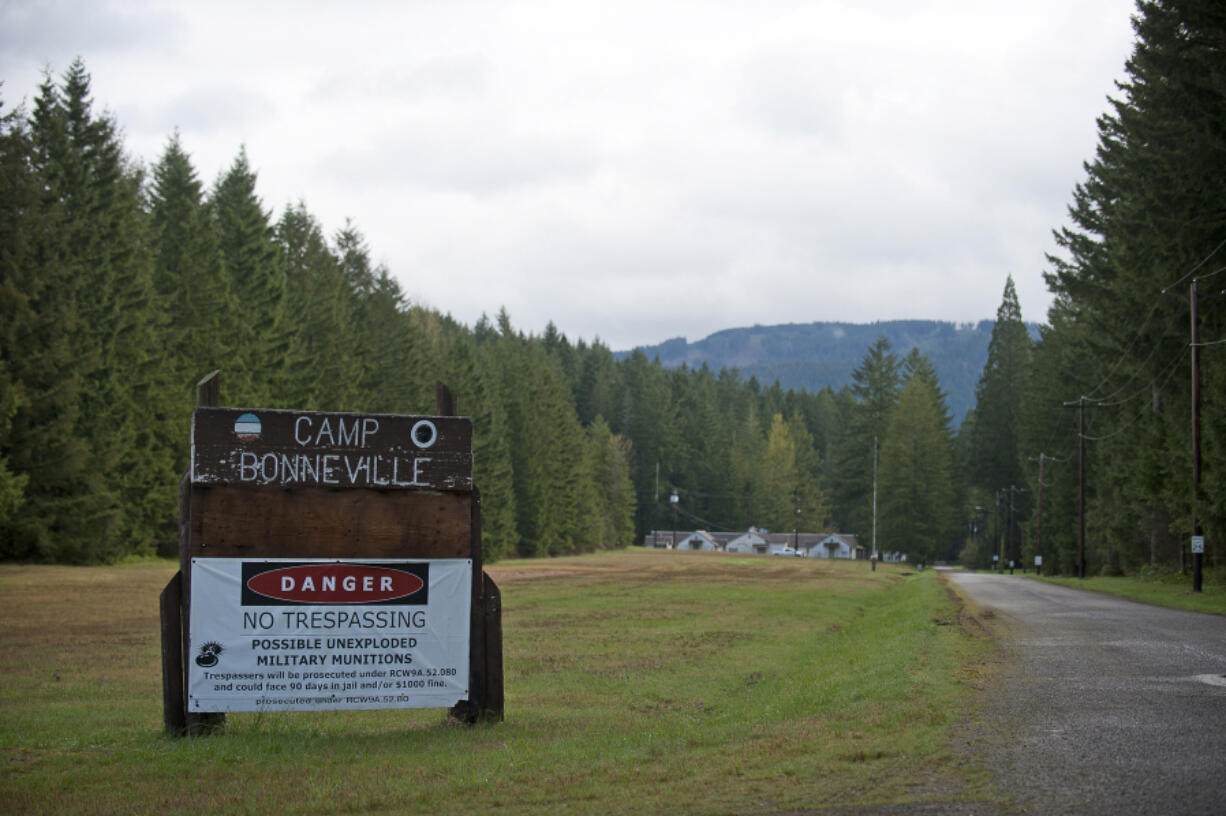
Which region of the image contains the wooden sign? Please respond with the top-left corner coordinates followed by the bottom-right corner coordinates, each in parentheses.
top-left (192, 408), bottom-right (472, 492)
top-left (163, 378), bottom-right (501, 736)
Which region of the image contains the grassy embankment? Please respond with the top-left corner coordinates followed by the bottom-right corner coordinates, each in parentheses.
top-left (1, 550), bottom-right (1002, 815)
top-left (1029, 570), bottom-right (1226, 616)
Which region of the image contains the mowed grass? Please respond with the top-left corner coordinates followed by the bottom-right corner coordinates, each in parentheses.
top-left (1031, 572), bottom-right (1226, 616)
top-left (0, 550), bottom-right (997, 815)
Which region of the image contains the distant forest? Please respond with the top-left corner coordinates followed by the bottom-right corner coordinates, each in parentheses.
top-left (2, 2), bottom-right (1223, 576)
top-left (621, 320), bottom-right (1041, 426)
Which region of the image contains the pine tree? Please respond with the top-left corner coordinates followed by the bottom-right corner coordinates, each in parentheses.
top-left (879, 375), bottom-right (956, 564)
top-left (1040, 0), bottom-right (1226, 571)
top-left (208, 147), bottom-right (287, 406)
top-left (276, 201), bottom-right (361, 409)
top-left (469, 340), bottom-right (519, 560)
top-left (968, 277), bottom-right (1031, 496)
top-left (613, 350), bottom-right (679, 538)
top-left (829, 338), bottom-right (900, 536)
top-left (788, 407), bottom-right (832, 533)
top-left (586, 417), bottom-right (637, 549)
top-left (758, 413), bottom-right (799, 532)
top-left (148, 132), bottom-right (232, 451)
top-left (0, 104), bottom-right (59, 544)
top-left (27, 61), bottom-right (176, 560)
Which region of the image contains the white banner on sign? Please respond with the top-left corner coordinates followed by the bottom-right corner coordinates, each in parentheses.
top-left (188, 558), bottom-right (471, 712)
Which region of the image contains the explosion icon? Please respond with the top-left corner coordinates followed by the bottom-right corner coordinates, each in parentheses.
top-left (195, 641), bottom-right (224, 668)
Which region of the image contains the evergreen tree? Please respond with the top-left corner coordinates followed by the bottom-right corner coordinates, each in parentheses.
top-left (879, 375), bottom-right (957, 564)
top-left (573, 338), bottom-right (618, 427)
top-left (668, 364), bottom-right (724, 530)
top-left (276, 201), bottom-right (361, 409)
top-left (757, 413), bottom-right (799, 532)
top-left (968, 277), bottom-right (1031, 497)
top-left (28, 61), bottom-right (176, 560)
top-left (789, 407), bottom-right (833, 533)
top-left (208, 147), bottom-right (287, 405)
top-left (614, 350), bottom-right (679, 538)
top-left (148, 132), bottom-right (232, 445)
top-left (586, 417), bottom-right (637, 549)
top-left (0, 102), bottom-right (85, 552)
top-left (829, 338), bottom-right (901, 536)
top-left (469, 340), bottom-right (519, 560)
top-left (0, 354), bottom-right (26, 527)
top-left (1039, 0), bottom-right (1226, 571)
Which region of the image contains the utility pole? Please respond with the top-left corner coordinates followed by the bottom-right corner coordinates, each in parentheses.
top-left (670, 489), bottom-right (679, 549)
top-left (1191, 279), bottom-right (1204, 592)
top-left (1008, 486), bottom-right (1016, 574)
top-left (1007, 485), bottom-right (1027, 573)
top-left (871, 436), bottom-right (878, 571)
top-left (1078, 397), bottom-right (1087, 578)
top-left (1028, 454), bottom-right (1050, 575)
top-left (653, 462), bottom-right (660, 546)
top-left (793, 493), bottom-right (800, 554)
top-left (993, 489), bottom-right (1005, 571)
top-left (1063, 397), bottom-right (1088, 578)
top-left (1007, 487), bottom-right (1015, 574)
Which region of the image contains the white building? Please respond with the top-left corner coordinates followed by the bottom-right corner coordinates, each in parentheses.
top-left (801, 534), bottom-right (865, 560)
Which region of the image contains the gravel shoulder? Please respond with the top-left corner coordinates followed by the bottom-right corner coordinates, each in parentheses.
top-left (944, 570), bottom-right (1226, 816)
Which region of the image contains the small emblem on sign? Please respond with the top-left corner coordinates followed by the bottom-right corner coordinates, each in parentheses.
top-left (411, 419), bottom-right (438, 449)
top-left (195, 641), bottom-right (224, 668)
top-left (234, 413), bottom-right (262, 442)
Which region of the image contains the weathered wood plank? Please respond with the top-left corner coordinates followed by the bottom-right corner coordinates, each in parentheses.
top-left (159, 571), bottom-right (185, 737)
top-left (188, 486), bottom-right (472, 559)
top-left (482, 573), bottom-right (504, 721)
top-left (192, 407), bottom-right (473, 492)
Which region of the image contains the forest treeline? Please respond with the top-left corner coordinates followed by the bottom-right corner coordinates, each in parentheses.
top-left (1, 1), bottom-right (1222, 573)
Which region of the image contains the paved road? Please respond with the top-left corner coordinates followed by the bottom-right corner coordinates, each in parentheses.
top-left (945, 571), bottom-right (1226, 815)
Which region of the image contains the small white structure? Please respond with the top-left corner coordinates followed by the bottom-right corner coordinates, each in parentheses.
top-left (725, 530), bottom-right (769, 554)
top-left (674, 531), bottom-right (718, 551)
top-left (803, 534), bottom-right (864, 560)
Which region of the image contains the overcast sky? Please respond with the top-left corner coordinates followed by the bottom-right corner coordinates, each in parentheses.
top-left (1, 0), bottom-right (1138, 350)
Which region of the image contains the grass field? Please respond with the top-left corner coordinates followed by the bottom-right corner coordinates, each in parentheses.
top-left (0, 550), bottom-right (1000, 815)
top-left (1029, 571), bottom-right (1226, 616)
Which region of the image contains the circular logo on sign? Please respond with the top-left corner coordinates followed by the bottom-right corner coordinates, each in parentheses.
top-left (411, 419), bottom-right (438, 449)
top-left (234, 413), bottom-right (262, 442)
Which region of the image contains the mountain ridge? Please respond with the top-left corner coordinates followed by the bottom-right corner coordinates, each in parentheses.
top-left (617, 319), bottom-right (1036, 425)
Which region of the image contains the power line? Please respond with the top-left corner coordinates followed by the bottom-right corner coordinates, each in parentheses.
top-left (674, 504), bottom-right (741, 532)
top-left (1089, 343), bottom-right (1189, 408)
top-left (1164, 241), bottom-right (1226, 292)
top-left (1082, 300), bottom-right (1166, 402)
top-left (1085, 309), bottom-right (1185, 403)
top-left (1081, 346), bottom-right (1188, 441)
top-left (1081, 248), bottom-right (1225, 403)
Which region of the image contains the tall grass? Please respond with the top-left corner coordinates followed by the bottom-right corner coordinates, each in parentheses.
top-left (0, 552), bottom-right (996, 815)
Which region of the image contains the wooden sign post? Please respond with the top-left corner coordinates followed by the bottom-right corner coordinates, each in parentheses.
top-left (160, 375), bottom-right (502, 735)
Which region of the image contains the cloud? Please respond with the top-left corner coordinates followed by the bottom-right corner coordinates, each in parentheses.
top-left (0, 0), bottom-right (1140, 350)
top-left (135, 81), bottom-right (273, 136)
top-left (314, 122), bottom-right (599, 195)
top-left (0, 0), bottom-right (178, 61)
top-left (310, 55), bottom-right (490, 104)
